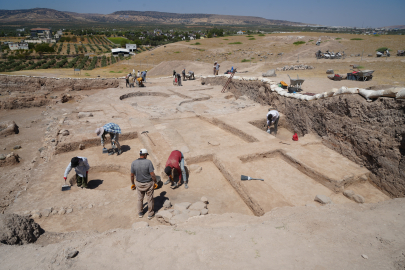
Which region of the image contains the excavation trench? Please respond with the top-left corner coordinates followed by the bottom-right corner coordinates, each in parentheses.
top-left (202, 76), bottom-right (405, 198)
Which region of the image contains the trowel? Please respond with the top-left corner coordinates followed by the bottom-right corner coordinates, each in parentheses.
top-left (62, 180), bottom-right (71, 191)
top-left (241, 175), bottom-right (264, 181)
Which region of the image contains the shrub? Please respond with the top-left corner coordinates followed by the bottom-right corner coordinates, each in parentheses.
top-left (335, 38), bottom-right (342, 40)
top-left (376, 47), bottom-right (391, 52)
top-left (241, 59), bottom-right (251, 62)
top-left (248, 38), bottom-right (256, 40)
top-left (293, 41), bottom-right (305, 45)
top-left (229, 42), bottom-right (242, 45)
top-left (351, 38), bottom-right (363, 40)
top-left (246, 35), bottom-right (254, 37)
top-left (192, 42), bottom-right (201, 45)
top-left (258, 34), bottom-right (265, 36)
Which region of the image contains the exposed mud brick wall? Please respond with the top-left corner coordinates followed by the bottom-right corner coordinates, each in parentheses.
top-left (202, 77), bottom-right (405, 198)
top-left (54, 131), bottom-right (138, 155)
top-left (0, 75), bottom-right (119, 93)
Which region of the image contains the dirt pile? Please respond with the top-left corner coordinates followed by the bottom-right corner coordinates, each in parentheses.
top-left (0, 121), bottom-right (19, 137)
top-left (0, 75), bottom-right (119, 93)
top-left (0, 152), bottom-right (20, 167)
top-left (202, 76), bottom-right (405, 198)
top-left (0, 214), bottom-right (42, 245)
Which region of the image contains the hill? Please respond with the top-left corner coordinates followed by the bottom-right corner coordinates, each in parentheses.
top-left (0, 8), bottom-right (304, 26)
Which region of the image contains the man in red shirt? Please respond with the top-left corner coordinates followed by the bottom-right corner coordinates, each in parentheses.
top-left (164, 150), bottom-right (188, 189)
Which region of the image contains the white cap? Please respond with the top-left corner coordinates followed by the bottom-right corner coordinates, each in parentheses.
top-left (140, 149), bottom-right (148, 155)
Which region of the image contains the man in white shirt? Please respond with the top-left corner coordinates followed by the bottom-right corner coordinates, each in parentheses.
top-left (267, 109), bottom-right (280, 135)
top-left (64, 157), bottom-right (90, 189)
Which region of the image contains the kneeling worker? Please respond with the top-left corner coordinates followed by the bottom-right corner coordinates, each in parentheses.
top-left (95, 123), bottom-right (122, 155)
top-left (164, 150), bottom-right (188, 189)
top-left (130, 149), bottom-right (157, 219)
top-left (267, 109), bottom-right (280, 135)
top-left (64, 156), bottom-right (90, 189)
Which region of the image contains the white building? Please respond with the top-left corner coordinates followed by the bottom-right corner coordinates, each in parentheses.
top-left (111, 48), bottom-right (130, 56)
top-left (126, 44), bottom-right (137, 52)
top-left (237, 31), bottom-right (245, 35)
top-left (8, 42), bottom-right (29, 50)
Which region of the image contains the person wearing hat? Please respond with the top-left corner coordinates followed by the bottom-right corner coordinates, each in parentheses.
top-left (137, 70), bottom-right (141, 78)
top-left (64, 156), bottom-right (90, 189)
top-left (182, 68), bottom-right (186, 81)
top-left (95, 123), bottom-right (122, 155)
top-left (130, 149), bottom-right (157, 219)
top-left (163, 150), bottom-right (188, 189)
top-left (267, 109), bottom-right (280, 135)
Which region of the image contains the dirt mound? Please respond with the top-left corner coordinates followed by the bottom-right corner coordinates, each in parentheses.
top-left (0, 121), bottom-right (19, 137)
top-left (0, 214), bottom-right (43, 245)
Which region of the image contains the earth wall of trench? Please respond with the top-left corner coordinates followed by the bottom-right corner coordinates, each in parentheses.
top-left (0, 75), bottom-right (119, 93)
top-left (202, 76), bottom-right (405, 198)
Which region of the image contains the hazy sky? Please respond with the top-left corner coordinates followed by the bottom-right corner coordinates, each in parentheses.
top-left (0, 0), bottom-right (404, 28)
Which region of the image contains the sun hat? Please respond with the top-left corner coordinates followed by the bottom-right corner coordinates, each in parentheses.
top-left (95, 127), bottom-right (104, 137)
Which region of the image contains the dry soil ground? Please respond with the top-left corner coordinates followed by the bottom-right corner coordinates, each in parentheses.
top-left (0, 33), bottom-right (404, 269)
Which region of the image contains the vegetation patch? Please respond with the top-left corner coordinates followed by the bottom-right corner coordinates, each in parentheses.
top-left (373, 34), bottom-right (380, 37)
top-left (248, 38), bottom-right (256, 40)
top-left (241, 59), bottom-right (251, 62)
top-left (229, 42), bottom-right (243, 45)
top-left (351, 38), bottom-right (363, 40)
top-left (376, 47), bottom-right (391, 52)
top-left (174, 51), bottom-right (180, 53)
top-left (191, 42), bottom-right (201, 45)
top-left (258, 34), bottom-right (265, 36)
top-left (293, 41), bottom-right (306, 45)
top-left (246, 35), bottom-right (254, 37)
top-left (335, 38), bottom-right (342, 40)
top-left (223, 39), bottom-right (229, 40)
top-left (308, 39), bottom-right (314, 42)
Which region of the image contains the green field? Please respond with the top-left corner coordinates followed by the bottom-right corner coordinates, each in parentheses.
top-left (107, 37), bottom-right (132, 44)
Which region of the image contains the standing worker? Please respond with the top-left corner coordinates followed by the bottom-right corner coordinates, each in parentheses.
top-left (177, 73), bottom-right (182, 86)
top-left (125, 73), bottom-right (131, 88)
top-left (64, 156), bottom-right (90, 189)
top-left (137, 70), bottom-right (141, 78)
top-left (182, 68), bottom-right (186, 81)
top-left (95, 123), bottom-right (122, 155)
top-left (142, 70), bottom-right (147, 82)
top-left (129, 74), bottom-right (135, 88)
top-left (130, 149), bottom-right (157, 219)
top-left (163, 150), bottom-right (188, 189)
top-left (213, 62), bottom-right (217, 75)
top-left (215, 62), bottom-right (220, 75)
top-left (267, 109), bottom-right (280, 135)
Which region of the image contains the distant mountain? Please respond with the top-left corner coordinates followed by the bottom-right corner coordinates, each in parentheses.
top-left (0, 8), bottom-right (305, 26)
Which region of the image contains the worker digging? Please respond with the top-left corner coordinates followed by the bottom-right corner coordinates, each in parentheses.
top-left (267, 109), bottom-right (280, 135)
top-left (130, 149), bottom-right (157, 219)
top-left (164, 150), bottom-right (189, 189)
top-left (63, 156), bottom-right (90, 189)
top-left (95, 123), bottom-right (122, 155)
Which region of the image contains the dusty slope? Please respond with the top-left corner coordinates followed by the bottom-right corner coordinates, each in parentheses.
top-left (1, 199), bottom-right (405, 269)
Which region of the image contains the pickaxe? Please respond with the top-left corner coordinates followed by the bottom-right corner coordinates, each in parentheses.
top-left (141, 131), bottom-right (156, 146)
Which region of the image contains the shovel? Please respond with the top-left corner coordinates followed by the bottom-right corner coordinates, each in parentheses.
top-left (62, 179), bottom-right (71, 191)
top-left (241, 175), bottom-right (264, 181)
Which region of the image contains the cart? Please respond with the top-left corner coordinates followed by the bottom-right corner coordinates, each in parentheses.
top-left (287, 74), bottom-right (305, 92)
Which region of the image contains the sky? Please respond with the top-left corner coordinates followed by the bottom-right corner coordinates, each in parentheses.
top-left (0, 0), bottom-right (404, 28)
